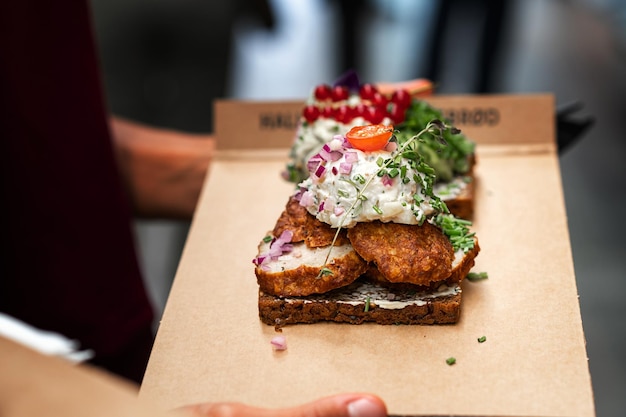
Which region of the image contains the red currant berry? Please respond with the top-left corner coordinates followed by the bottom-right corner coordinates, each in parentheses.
top-left (302, 105), bottom-right (320, 122)
top-left (335, 104), bottom-right (354, 123)
top-left (321, 106), bottom-right (335, 119)
top-left (370, 92), bottom-right (388, 108)
top-left (353, 103), bottom-right (368, 119)
top-left (365, 106), bottom-right (386, 124)
top-left (391, 89), bottom-right (412, 109)
top-left (387, 102), bottom-right (406, 124)
top-left (331, 85), bottom-right (350, 102)
top-left (314, 84), bottom-right (332, 101)
top-left (358, 83), bottom-right (379, 100)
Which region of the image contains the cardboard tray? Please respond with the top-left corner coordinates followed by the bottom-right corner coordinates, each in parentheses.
top-left (139, 94), bottom-right (595, 417)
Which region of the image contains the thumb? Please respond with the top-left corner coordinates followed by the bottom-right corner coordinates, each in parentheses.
top-left (180, 393), bottom-right (387, 417)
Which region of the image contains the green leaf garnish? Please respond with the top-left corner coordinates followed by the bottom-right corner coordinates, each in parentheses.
top-left (446, 357), bottom-right (456, 366)
top-left (478, 336), bottom-right (487, 343)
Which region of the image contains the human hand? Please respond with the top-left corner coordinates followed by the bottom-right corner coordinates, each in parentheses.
top-left (179, 393), bottom-right (387, 417)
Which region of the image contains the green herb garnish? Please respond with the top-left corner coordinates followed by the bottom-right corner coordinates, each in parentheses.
top-left (467, 271), bottom-right (489, 282)
top-left (478, 336), bottom-right (487, 343)
top-left (318, 268), bottom-right (333, 277)
top-left (262, 235), bottom-right (273, 243)
top-left (396, 100), bottom-right (475, 182)
top-left (446, 357), bottom-right (456, 366)
top-left (364, 296), bottom-right (371, 312)
top-left (435, 213), bottom-right (476, 253)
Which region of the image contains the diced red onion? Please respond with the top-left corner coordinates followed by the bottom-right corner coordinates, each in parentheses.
top-left (344, 151), bottom-right (358, 163)
top-left (339, 162), bottom-right (353, 175)
top-left (382, 174), bottom-right (393, 187)
top-left (318, 201), bottom-right (325, 212)
top-left (331, 166), bottom-right (338, 175)
top-left (307, 154), bottom-right (322, 172)
top-left (320, 144), bottom-right (342, 162)
top-left (299, 190), bottom-right (314, 207)
top-left (314, 164), bottom-right (326, 178)
top-left (293, 188), bottom-right (304, 201)
top-left (271, 335), bottom-right (287, 351)
top-left (278, 229), bottom-right (293, 243)
top-left (252, 255), bottom-right (266, 266)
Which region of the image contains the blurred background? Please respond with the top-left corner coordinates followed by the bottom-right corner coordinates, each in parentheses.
top-left (90, 0), bottom-right (626, 415)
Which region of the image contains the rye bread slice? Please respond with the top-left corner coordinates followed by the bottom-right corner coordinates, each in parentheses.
top-left (259, 280), bottom-right (462, 328)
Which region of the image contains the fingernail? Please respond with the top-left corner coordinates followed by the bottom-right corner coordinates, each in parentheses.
top-left (347, 397), bottom-right (384, 417)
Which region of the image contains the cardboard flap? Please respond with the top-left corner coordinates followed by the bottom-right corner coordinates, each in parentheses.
top-left (214, 94), bottom-right (555, 151)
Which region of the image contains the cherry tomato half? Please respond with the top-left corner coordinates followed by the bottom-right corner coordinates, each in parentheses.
top-left (345, 124), bottom-right (394, 152)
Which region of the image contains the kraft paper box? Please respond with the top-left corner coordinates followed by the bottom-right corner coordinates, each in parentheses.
top-left (140, 94), bottom-right (595, 417)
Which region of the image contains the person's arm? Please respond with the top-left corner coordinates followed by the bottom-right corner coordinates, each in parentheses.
top-left (0, 336), bottom-right (387, 417)
top-left (110, 116), bottom-right (216, 220)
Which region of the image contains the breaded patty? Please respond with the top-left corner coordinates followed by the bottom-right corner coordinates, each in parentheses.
top-left (255, 240), bottom-right (368, 296)
top-left (365, 237), bottom-right (481, 290)
top-left (347, 221), bottom-right (455, 286)
top-left (273, 196), bottom-right (349, 248)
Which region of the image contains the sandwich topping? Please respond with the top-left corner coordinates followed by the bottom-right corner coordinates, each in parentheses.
top-left (297, 122), bottom-right (455, 230)
top-left (298, 137), bottom-right (436, 228)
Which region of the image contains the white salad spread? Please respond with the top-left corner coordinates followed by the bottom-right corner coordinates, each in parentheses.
top-left (298, 137), bottom-right (440, 228)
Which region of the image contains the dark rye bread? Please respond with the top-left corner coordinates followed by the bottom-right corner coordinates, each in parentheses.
top-left (442, 174), bottom-right (475, 220)
top-left (259, 280), bottom-right (462, 328)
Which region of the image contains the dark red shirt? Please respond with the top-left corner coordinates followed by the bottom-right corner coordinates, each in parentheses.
top-left (0, 1), bottom-right (154, 382)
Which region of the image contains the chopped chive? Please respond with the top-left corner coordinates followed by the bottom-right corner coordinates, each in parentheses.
top-left (364, 296), bottom-right (371, 312)
top-left (467, 272), bottom-right (488, 282)
top-left (317, 267), bottom-right (333, 278)
top-left (372, 205), bottom-right (383, 215)
top-left (262, 235), bottom-right (273, 243)
top-left (446, 357), bottom-right (456, 366)
top-left (478, 336), bottom-right (487, 343)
